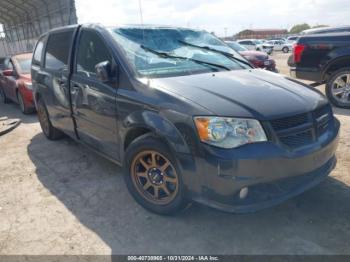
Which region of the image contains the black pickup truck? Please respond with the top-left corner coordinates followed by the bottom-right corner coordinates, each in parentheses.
top-left (289, 33), bottom-right (350, 108)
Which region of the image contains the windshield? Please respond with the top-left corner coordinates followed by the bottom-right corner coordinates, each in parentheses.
top-left (17, 59), bottom-right (31, 74)
top-left (254, 40), bottom-right (263, 44)
top-left (13, 54), bottom-right (32, 74)
top-left (226, 42), bottom-right (247, 52)
top-left (110, 27), bottom-right (250, 78)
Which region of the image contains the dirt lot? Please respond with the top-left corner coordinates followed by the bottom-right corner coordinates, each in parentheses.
top-left (0, 52), bottom-right (350, 255)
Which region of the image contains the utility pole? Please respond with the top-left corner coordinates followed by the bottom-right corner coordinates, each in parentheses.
top-left (138, 0), bottom-right (144, 25)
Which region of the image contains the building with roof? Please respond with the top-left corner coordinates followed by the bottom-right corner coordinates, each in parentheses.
top-left (235, 29), bottom-right (288, 39)
top-left (0, 0), bottom-right (77, 56)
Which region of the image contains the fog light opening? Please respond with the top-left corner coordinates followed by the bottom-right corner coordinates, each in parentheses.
top-left (239, 187), bottom-right (249, 200)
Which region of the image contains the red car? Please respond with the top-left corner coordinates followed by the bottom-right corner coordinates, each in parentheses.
top-left (225, 41), bottom-right (277, 72)
top-left (0, 53), bottom-right (35, 114)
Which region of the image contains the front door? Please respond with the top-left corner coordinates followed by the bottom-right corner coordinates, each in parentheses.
top-left (70, 29), bottom-right (119, 160)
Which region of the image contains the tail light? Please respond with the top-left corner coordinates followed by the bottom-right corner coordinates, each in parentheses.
top-left (293, 43), bottom-right (306, 64)
top-left (252, 60), bottom-right (264, 67)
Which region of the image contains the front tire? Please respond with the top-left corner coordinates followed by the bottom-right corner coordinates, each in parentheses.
top-left (37, 98), bottom-right (64, 140)
top-left (123, 134), bottom-right (189, 215)
top-left (0, 87), bottom-right (10, 104)
top-left (282, 47), bottom-right (289, 53)
top-left (326, 68), bottom-right (350, 108)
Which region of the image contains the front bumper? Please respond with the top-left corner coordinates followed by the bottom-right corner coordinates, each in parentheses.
top-left (19, 86), bottom-right (35, 110)
top-left (187, 118), bottom-right (340, 213)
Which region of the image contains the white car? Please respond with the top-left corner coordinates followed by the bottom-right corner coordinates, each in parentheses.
top-left (266, 40), bottom-right (293, 53)
top-left (286, 36), bottom-right (298, 44)
top-left (237, 39), bottom-right (273, 54)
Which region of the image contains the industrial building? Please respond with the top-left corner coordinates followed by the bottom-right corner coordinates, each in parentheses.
top-left (0, 0), bottom-right (77, 56)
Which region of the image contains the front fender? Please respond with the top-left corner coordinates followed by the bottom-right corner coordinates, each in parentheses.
top-left (120, 110), bottom-right (202, 194)
top-left (121, 109), bottom-right (193, 157)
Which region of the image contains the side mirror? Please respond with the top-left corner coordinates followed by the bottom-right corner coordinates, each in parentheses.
top-left (95, 61), bottom-right (116, 83)
top-left (3, 69), bottom-right (13, 77)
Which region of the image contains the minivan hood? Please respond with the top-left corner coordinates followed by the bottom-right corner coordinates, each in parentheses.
top-left (150, 69), bottom-right (327, 120)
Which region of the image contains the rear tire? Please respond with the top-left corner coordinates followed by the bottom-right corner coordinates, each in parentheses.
top-left (123, 134), bottom-right (190, 215)
top-left (282, 47), bottom-right (289, 53)
top-left (0, 87), bottom-right (10, 104)
top-left (36, 98), bottom-right (64, 140)
top-left (326, 68), bottom-right (350, 109)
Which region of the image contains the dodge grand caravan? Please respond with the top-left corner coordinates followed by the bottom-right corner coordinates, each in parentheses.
top-left (31, 24), bottom-right (340, 214)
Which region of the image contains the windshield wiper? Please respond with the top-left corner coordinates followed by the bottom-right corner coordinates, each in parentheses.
top-left (178, 40), bottom-right (253, 68)
top-left (140, 45), bottom-right (230, 71)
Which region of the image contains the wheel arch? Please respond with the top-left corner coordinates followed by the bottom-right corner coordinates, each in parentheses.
top-left (121, 110), bottom-right (193, 161)
top-left (322, 55), bottom-right (350, 82)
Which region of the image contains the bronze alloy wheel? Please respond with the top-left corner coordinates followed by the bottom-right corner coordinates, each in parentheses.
top-left (37, 102), bottom-right (50, 136)
top-left (131, 150), bottom-right (179, 205)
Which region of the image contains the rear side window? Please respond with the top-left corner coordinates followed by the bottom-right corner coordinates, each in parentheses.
top-left (76, 30), bottom-right (112, 78)
top-left (33, 38), bottom-right (45, 65)
top-left (44, 31), bottom-right (73, 70)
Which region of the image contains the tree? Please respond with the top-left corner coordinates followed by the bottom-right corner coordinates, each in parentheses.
top-left (289, 23), bottom-right (311, 34)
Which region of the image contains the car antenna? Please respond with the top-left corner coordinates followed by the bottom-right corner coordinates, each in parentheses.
top-left (138, 0), bottom-right (146, 44)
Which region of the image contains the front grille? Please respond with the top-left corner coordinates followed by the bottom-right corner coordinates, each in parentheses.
top-left (270, 113), bottom-right (308, 131)
top-left (279, 130), bottom-right (313, 148)
top-left (269, 105), bottom-right (333, 150)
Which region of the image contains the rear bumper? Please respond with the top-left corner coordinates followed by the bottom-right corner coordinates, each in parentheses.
top-left (254, 59), bottom-right (276, 72)
top-left (19, 86), bottom-right (35, 109)
top-left (185, 118), bottom-right (340, 213)
top-left (290, 67), bottom-right (323, 82)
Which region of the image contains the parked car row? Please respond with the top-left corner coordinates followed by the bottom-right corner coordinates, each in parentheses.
top-left (225, 41), bottom-right (277, 72)
top-left (0, 53), bottom-right (34, 114)
top-left (235, 38), bottom-right (295, 54)
top-left (236, 39), bottom-right (274, 54)
top-left (265, 40), bottom-right (293, 53)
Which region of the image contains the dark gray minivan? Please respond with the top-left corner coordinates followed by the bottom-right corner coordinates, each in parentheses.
top-left (31, 24), bottom-right (340, 214)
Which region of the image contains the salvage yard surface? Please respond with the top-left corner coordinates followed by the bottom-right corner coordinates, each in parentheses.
top-left (0, 53), bottom-right (350, 255)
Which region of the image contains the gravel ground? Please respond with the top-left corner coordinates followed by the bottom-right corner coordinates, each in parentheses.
top-left (0, 52), bottom-right (349, 255)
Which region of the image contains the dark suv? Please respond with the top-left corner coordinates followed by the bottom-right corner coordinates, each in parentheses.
top-left (31, 24), bottom-right (340, 214)
top-left (289, 33), bottom-right (350, 108)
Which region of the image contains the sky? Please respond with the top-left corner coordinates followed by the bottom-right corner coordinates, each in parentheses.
top-left (75, 0), bottom-right (350, 37)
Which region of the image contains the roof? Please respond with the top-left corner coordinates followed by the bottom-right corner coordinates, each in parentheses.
top-left (0, 0), bottom-right (77, 40)
top-left (301, 25), bottom-right (350, 35)
top-left (0, 0), bottom-right (77, 56)
top-left (0, 0), bottom-right (75, 24)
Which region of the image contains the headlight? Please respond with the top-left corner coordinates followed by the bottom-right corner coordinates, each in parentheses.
top-left (24, 82), bottom-right (32, 90)
top-left (194, 117), bottom-right (267, 149)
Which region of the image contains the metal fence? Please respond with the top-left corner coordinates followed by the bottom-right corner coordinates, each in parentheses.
top-left (0, 0), bottom-right (77, 57)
